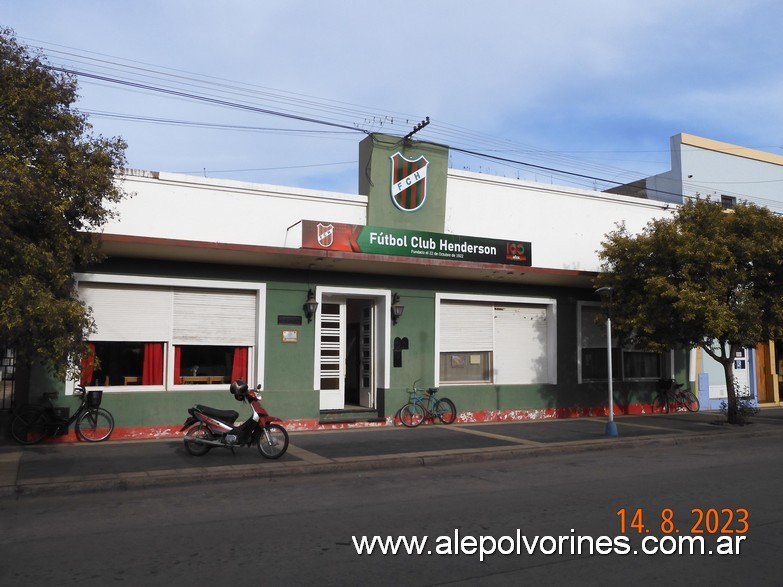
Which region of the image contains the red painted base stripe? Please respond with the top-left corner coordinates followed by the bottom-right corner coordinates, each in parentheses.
top-left (36, 403), bottom-right (658, 443)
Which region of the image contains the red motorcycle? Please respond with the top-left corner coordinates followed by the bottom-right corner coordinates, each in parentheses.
top-left (181, 380), bottom-right (289, 459)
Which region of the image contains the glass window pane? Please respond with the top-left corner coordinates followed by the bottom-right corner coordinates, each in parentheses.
top-left (89, 342), bottom-right (146, 386)
top-left (582, 348), bottom-right (620, 380)
top-left (176, 345), bottom-right (244, 385)
top-left (440, 352), bottom-right (492, 383)
top-left (623, 351), bottom-right (661, 379)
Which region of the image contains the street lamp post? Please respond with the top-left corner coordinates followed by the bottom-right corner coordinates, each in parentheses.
top-left (595, 287), bottom-right (619, 437)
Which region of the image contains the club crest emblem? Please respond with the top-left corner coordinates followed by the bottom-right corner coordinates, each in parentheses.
top-left (390, 152), bottom-right (428, 212)
top-left (317, 223), bottom-right (334, 248)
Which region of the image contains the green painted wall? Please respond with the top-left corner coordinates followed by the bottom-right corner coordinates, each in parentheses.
top-left (359, 133), bottom-right (449, 233)
top-left (384, 287), bottom-right (437, 415)
top-left (262, 282), bottom-right (320, 418)
top-left (28, 259), bottom-right (691, 430)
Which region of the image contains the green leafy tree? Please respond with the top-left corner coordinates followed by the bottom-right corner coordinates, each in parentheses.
top-left (0, 28), bottom-right (128, 383)
top-left (596, 198), bottom-right (783, 424)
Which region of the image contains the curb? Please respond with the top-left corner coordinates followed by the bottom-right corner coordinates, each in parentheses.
top-left (4, 424), bottom-right (779, 497)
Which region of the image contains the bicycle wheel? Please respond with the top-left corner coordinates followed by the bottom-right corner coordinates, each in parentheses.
top-left (75, 408), bottom-right (115, 442)
top-left (257, 424), bottom-right (289, 459)
top-left (434, 398), bottom-right (457, 424)
top-left (184, 424), bottom-right (214, 456)
top-left (10, 407), bottom-right (50, 444)
top-left (399, 402), bottom-right (425, 427)
top-left (682, 391), bottom-right (700, 412)
top-left (651, 394), bottom-right (669, 414)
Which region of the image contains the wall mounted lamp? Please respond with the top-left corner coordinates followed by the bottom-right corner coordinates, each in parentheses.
top-left (303, 289), bottom-right (319, 323)
top-left (391, 293), bottom-right (405, 325)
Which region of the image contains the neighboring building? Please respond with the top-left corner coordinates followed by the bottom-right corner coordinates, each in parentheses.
top-left (33, 133), bottom-right (690, 438)
top-left (610, 133), bottom-right (783, 409)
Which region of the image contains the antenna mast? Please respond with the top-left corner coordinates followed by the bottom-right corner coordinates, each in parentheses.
top-left (404, 117), bottom-right (430, 140)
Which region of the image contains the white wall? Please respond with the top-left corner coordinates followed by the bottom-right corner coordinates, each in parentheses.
top-left (105, 170), bottom-right (368, 247)
top-left (678, 145), bottom-right (783, 214)
top-left (647, 134), bottom-right (783, 213)
top-left (444, 170), bottom-right (672, 272)
top-left (105, 168), bottom-right (675, 274)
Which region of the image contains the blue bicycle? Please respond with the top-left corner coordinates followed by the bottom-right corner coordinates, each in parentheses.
top-left (399, 381), bottom-right (456, 427)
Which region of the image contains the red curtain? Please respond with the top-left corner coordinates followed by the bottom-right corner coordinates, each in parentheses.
top-left (231, 347), bottom-right (248, 383)
top-left (80, 342), bottom-right (96, 386)
top-left (174, 346), bottom-right (181, 384)
top-left (142, 343), bottom-right (164, 385)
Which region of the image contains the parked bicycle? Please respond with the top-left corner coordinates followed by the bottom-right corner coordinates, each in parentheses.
top-left (10, 385), bottom-right (114, 444)
top-left (398, 381), bottom-right (457, 427)
top-left (651, 379), bottom-right (700, 414)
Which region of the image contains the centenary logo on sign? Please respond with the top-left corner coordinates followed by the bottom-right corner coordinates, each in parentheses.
top-left (317, 223), bottom-right (334, 248)
top-left (390, 152), bottom-right (429, 212)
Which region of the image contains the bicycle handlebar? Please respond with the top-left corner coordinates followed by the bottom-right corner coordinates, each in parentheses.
top-left (410, 386), bottom-right (439, 395)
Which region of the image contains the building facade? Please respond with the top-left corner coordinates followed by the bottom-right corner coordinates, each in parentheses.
top-left (35, 133), bottom-right (691, 439)
top-left (610, 133), bottom-right (783, 409)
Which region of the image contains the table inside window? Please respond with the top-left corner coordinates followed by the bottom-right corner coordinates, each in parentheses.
top-left (180, 376), bottom-right (226, 384)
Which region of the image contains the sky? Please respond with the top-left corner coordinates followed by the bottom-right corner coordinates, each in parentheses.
top-left (4, 0), bottom-right (783, 195)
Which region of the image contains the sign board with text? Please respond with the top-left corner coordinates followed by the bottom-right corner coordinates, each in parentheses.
top-left (302, 220), bottom-right (531, 266)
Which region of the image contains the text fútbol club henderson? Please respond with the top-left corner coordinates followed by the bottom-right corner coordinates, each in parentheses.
top-left (300, 220), bottom-right (531, 266)
top-left (369, 231), bottom-right (499, 256)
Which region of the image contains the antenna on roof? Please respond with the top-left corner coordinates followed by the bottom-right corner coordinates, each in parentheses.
top-left (404, 117), bottom-right (430, 141)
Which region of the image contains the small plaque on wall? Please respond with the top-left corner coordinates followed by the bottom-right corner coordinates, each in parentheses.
top-left (281, 329), bottom-right (299, 343)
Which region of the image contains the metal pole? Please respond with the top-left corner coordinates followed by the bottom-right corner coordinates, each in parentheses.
top-left (596, 286), bottom-right (619, 438)
top-left (606, 314), bottom-right (618, 437)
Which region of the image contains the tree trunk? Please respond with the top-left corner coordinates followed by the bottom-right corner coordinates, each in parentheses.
top-left (722, 356), bottom-right (740, 424)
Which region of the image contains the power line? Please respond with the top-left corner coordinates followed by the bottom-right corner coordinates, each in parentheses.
top-left (47, 65), bottom-right (370, 135)
top-left (81, 110), bottom-right (357, 136)
top-left (178, 161), bottom-right (355, 176)
top-left (31, 40), bottom-right (661, 183)
top-left (30, 41), bottom-right (783, 210)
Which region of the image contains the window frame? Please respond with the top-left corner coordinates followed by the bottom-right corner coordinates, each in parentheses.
top-left (71, 273), bottom-right (266, 395)
top-left (577, 302), bottom-right (664, 383)
top-left (435, 293), bottom-right (557, 386)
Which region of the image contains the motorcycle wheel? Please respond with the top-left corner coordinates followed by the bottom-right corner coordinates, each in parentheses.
top-left (184, 424), bottom-right (215, 456)
top-left (257, 424), bottom-right (289, 459)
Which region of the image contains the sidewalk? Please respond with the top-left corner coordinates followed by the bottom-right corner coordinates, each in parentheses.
top-left (3, 409), bottom-right (783, 496)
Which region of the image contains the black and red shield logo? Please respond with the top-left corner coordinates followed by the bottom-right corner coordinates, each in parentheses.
top-left (390, 152), bottom-right (428, 212)
top-left (317, 223), bottom-right (334, 248)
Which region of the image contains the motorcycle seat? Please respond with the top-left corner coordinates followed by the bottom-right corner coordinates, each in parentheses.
top-left (195, 405), bottom-right (239, 423)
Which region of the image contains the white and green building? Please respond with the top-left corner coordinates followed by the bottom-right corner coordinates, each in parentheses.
top-left (31, 133), bottom-right (689, 439)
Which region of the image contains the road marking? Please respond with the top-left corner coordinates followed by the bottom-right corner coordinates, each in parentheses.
top-left (286, 444), bottom-right (334, 464)
top-left (442, 425), bottom-right (546, 446)
top-left (584, 416), bottom-right (693, 432)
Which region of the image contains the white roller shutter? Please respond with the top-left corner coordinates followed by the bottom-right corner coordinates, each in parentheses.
top-left (79, 283), bottom-right (171, 341)
top-left (439, 302), bottom-right (493, 352)
top-left (172, 289), bottom-right (256, 345)
top-left (494, 305), bottom-right (548, 384)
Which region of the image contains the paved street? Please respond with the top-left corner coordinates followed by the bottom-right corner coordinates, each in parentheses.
top-left (2, 409), bottom-right (783, 496)
top-left (1, 428), bottom-right (781, 586)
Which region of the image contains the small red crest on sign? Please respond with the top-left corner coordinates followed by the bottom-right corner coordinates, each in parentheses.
top-left (317, 223), bottom-right (334, 248)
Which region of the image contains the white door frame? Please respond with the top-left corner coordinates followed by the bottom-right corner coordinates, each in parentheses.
top-left (313, 287), bottom-right (392, 410)
top-left (359, 304), bottom-right (375, 408)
